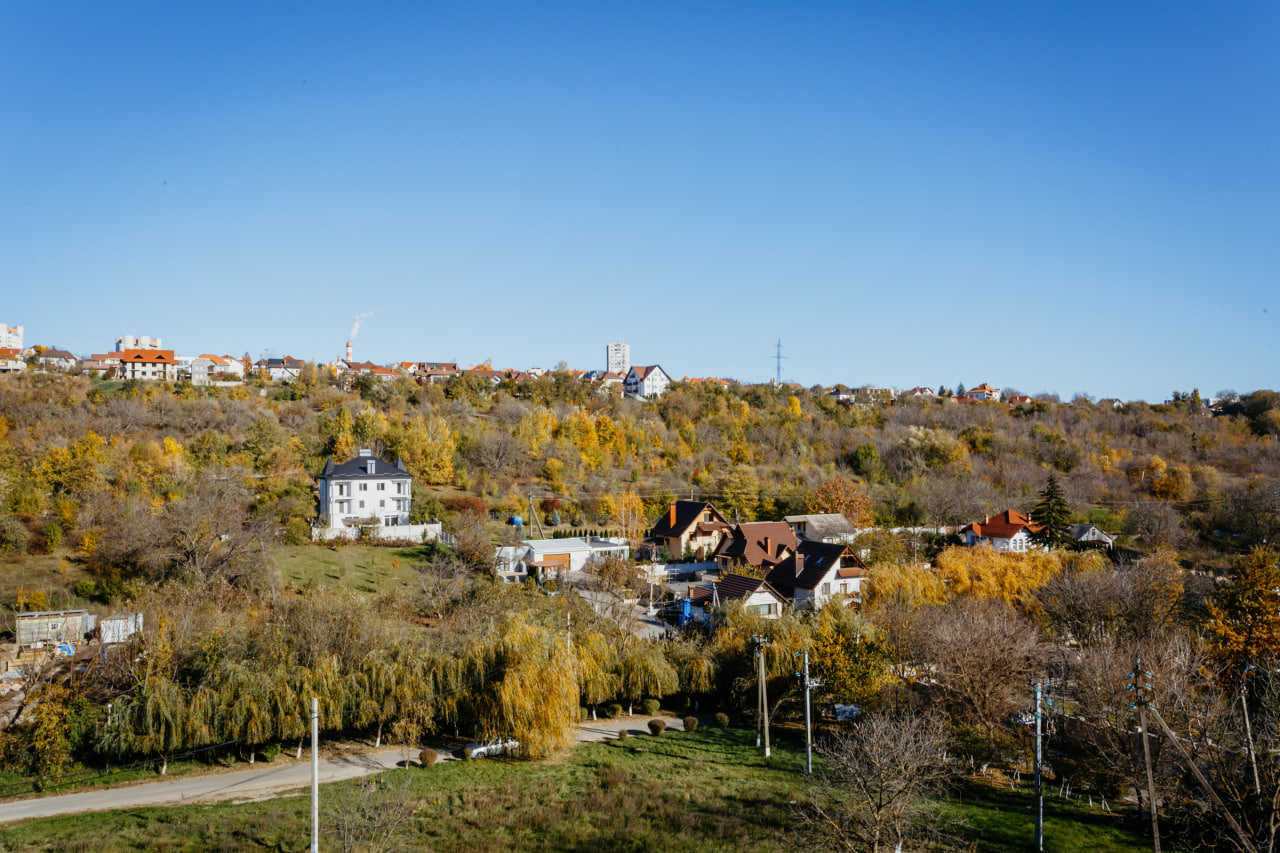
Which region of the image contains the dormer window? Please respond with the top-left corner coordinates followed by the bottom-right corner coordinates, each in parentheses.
top-left (368, 460), bottom-right (376, 475)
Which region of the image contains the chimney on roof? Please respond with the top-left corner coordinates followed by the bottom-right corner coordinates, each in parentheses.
top-left (669, 502), bottom-right (676, 527)
top-left (347, 341), bottom-right (352, 361)
top-left (764, 536), bottom-right (771, 555)
top-left (795, 551), bottom-right (804, 578)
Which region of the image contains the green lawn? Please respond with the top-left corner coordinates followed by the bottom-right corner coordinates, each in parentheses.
top-left (273, 543), bottom-right (433, 595)
top-left (0, 551), bottom-right (91, 615)
top-left (2, 728), bottom-right (1148, 853)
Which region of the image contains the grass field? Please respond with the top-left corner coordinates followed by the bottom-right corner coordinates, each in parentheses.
top-left (272, 543), bottom-right (434, 595)
top-left (1, 727), bottom-right (1148, 853)
top-left (0, 552), bottom-right (91, 616)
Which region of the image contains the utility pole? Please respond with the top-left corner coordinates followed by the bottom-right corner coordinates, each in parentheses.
top-left (1034, 682), bottom-right (1043, 852)
top-left (1147, 705), bottom-right (1260, 853)
top-left (755, 634), bottom-right (771, 758)
top-left (528, 493), bottom-right (545, 538)
top-left (1128, 662), bottom-right (1160, 853)
top-left (311, 697), bottom-right (319, 853)
top-left (796, 650), bottom-right (821, 774)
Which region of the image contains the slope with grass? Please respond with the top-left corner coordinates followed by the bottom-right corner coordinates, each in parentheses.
top-left (3, 728), bottom-right (1148, 853)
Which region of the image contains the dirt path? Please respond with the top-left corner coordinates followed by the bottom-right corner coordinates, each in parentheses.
top-left (0, 716), bottom-right (692, 825)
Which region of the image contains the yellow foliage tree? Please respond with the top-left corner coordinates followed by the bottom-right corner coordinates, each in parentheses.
top-left (401, 415), bottom-right (456, 485)
top-left (807, 476), bottom-right (873, 527)
top-left (934, 546), bottom-right (1066, 604)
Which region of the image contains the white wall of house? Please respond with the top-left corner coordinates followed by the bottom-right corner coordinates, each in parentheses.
top-left (965, 529), bottom-right (1036, 552)
top-left (319, 471), bottom-right (413, 529)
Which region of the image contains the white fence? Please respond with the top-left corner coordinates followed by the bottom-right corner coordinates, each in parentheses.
top-left (313, 522), bottom-right (442, 543)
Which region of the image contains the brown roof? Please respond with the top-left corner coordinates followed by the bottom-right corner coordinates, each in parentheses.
top-left (962, 509), bottom-right (1040, 540)
top-left (629, 365), bottom-right (664, 381)
top-left (650, 501), bottom-right (728, 539)
top-left (711, 573), bottom-right (787, 605)
top-left (715, 522), bottom-right (799, 567)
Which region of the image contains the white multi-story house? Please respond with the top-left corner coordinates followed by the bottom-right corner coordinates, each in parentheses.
top-left (623, 364), bottom-right (671, 400)
top-left (0, 325), bottom-right (23, 350)
top-left (606, 342), bottom-right (630, 376)
top-left (117, 349), bottom-right (179, 381)
top-left (116, 335), bottom-right (162, 351)
top-left (765, 541), bottom-right (869, 610)
top-left (317, 449), bottom-right (413, 531)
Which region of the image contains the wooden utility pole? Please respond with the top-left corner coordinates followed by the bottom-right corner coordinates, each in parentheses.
top-left (1148, 706), bottom-right (1259, 853)
top-left (1130, 662), bottom-right (1161, 853)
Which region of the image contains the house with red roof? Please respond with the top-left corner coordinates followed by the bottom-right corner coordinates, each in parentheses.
top-left (965, 383), bottom-right (1001, 402)
top-left (960, 510), bottom-right (1043, 553)
top-left (687, 572), bottom-right (788, 623)
top-left (646, 501), bottom-right (731, 561)
top-left (118, 349), bottom-right (179, 381)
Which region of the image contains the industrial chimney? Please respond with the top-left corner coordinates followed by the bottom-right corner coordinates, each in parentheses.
top-left (346, 341), bottom-right (353, 362)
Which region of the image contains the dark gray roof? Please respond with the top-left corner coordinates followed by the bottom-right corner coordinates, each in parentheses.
top-left (320, 451), bottom-right (409, 480)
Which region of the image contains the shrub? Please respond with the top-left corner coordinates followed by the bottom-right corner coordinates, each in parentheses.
top-left (580, 707), bottom-right (589, 721)
top-left (0, 515), bottom-right (31, 555)
top-left (544, 579), bottom-right (557, 593)
top-left (419, 748), bottom-right (438, 767)
top-left (647, 719), bottom-right (666, 737)
top-left (261, 743), bottom-right (282, 762)
top-left (283, 517), bottom-right (311, 546)
top-left (641, 698), bottom-right (660, 716)
top-left (74, 580), bottom-right (96, 600)
top-left (43, 522), bottom-right (62, 553)
top-left (683, 716), bottom-right (698, 732)
top-left (463, 746), bottom-right (474, 760)
top-left (714, 712), bottom-right (729, 729)
top-left (617, 729), bottom-right (628, 740)
top-left (604, 703), bottom-right (623, 720)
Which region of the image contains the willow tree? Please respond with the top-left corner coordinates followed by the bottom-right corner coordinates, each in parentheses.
top-left (665, 636), bottom-right (719, 696)
top-left (468, 616), bottom-right (579, 758)
top-left (619, 644), bottom-right (678, 716)
top-left (104, 676), bottom-right (187, 774)
top-left (574, 630), bottom-right (620, 720)
top-left (219, 664), bottom-right (274, 763)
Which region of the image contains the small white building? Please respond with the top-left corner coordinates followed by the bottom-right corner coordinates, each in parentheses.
top-left (36, 349), bottom-right (79, 372)
top-left (624, 365), bottom-right (671, 400)
top-left (100, 613), bottom-right (144, 645)
top-left (1067, 523), bottom-right (1115, 549)
top-left (784, 513), bottom-right (857, 544)
top-left (0, 347), bottom-right (27, 373)
top-left (498, 537), bottom-right (631, 581)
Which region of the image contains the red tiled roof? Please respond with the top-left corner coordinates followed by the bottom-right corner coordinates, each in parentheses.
top-left (962, 509), bottom-right (1040, 540)
top-left (118, 349), bottom-right (176, 363)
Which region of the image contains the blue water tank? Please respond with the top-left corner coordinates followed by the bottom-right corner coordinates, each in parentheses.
top-left (508, 515), bottom-right (524, 527)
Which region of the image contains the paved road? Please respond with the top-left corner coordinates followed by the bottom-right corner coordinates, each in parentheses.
top-left (0, 748), bottom-right (413, 825)
top-left (0, 717), bottom-right (691, 825)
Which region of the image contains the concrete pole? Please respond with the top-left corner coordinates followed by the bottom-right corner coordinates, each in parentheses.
top-left (803, 650), bottom-right (813, 775)
top-left (760, 646), bottom-right (771, 759)
top-left (1034, 683), bottom-right (1043, 852)
top-left (311, 697), bottom-right (319, 853)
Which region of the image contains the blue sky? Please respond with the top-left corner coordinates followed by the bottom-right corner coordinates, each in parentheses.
top-left (2, 1), bottom-right (1276, 401)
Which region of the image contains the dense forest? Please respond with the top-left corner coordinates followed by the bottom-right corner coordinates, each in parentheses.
top-left (1, 369), bottom-right (1279, 850)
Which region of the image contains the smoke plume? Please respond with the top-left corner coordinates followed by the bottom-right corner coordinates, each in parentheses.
top-left (349, 312), bottom-right (373, 339)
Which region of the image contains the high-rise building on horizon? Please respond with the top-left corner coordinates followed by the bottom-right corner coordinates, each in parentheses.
top-left (606, 341), bottom-right (630, 375)
top-left (0, 324), bottom-right (22, 350)
top-left (116, 334), bottom-right (162, 351)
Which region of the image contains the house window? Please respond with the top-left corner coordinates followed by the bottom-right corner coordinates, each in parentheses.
top-left (359, 484), bottom-right (368, 492)
top-left (377, 483), bottom-right (385, 491)
top-left (359, 500), bottom-right (365, 509)
top-left (821, 582), bottom-right (831, 596)
top-left (379, 500), bottom-right (385, 508)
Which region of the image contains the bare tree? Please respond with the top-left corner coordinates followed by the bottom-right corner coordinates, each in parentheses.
top-left (911, 599), bottom-right (1040, 731)
top-left (322, 771), bottom-right (419, 853)
top-left (1036, 554), bottom-right (1182, 647)
top-left (793, 708), bottom-right (956, 853)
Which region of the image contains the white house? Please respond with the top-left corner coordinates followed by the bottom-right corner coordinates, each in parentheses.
top-left (0, 348), bottom-right (27, 373)
top-left (317, 449), bottom-right (413, 532)
top-left (36, 349), bottom-right (79, 372)
top-left (624, 365), bottom-right (671, 399)
top-left (496, 537), bottom-right (631, 582)
top-left (1067, 523), bottom-right (1115, 549)
top-left (960, 510), bottom-right (1042, 553)
top-left (258, 357), bottom-right (304, 382)
top-left (117, 349), bottom-right (179, 381)
top-left (765, 541), bottom-right (869, 610)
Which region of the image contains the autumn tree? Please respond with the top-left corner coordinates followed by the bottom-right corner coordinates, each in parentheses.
top-left (1206, 547), bottom-right (1280, 686)
top-left (807, 475), bottom-right (872, 527)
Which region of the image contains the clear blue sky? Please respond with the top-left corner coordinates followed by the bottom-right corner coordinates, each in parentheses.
top-left (2, 1), bottom-right (1277, 401)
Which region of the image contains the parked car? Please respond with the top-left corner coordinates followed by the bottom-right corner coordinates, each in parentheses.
top-left (464, 737), bottom-right (520, 759)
